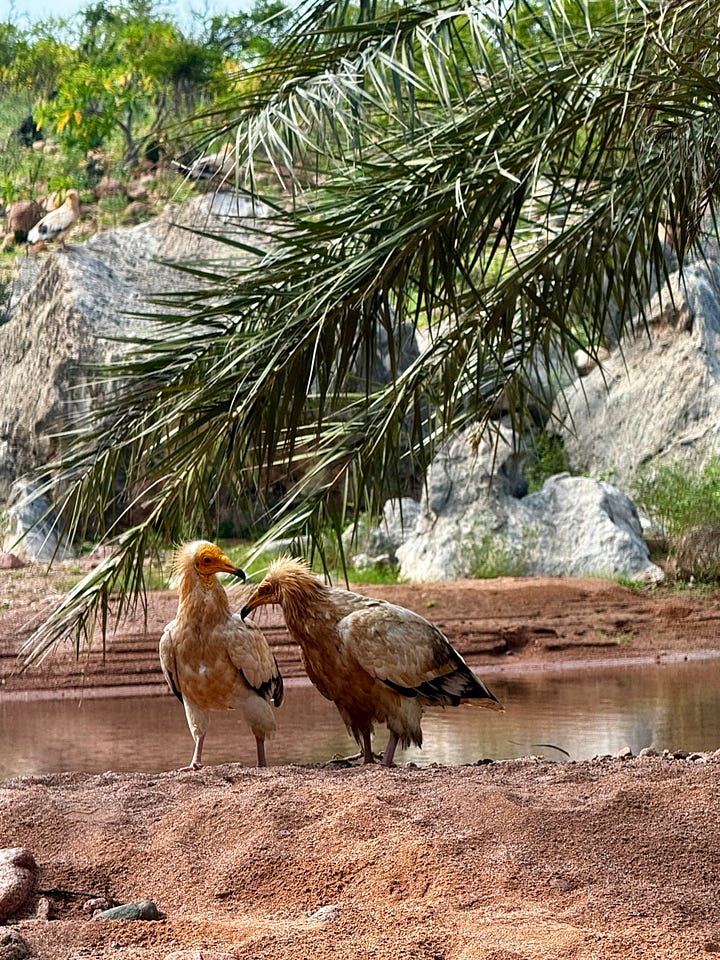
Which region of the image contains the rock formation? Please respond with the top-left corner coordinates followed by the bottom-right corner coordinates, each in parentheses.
top-left (554, 256), bottom-right (720, 490)
top-left (0, 193), bottom-right (263, 556)
top-left (357, 423), bottom-right (663, 583)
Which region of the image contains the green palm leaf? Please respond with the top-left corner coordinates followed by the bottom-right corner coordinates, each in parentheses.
top-left (21, 0), bottom-right (720, 661)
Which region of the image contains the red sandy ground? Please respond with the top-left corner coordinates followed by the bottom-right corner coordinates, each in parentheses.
top-left (2, 568), bottom-right (720, 959)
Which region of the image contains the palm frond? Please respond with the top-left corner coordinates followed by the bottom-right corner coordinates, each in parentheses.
top-left (21, 0), bottom-right (720, 661)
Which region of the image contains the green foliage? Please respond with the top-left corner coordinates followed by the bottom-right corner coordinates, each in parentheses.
top-left (632, 459), bottom-right (720, 538)
top-left (464, 531), bottom-right (527, 580)
top-left (524, 433), bottom-right (571, 494)
top-left (2, 0), bottom-right (290, 167)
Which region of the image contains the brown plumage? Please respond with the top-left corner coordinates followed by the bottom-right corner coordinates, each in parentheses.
top-left (7, 200), bottom-right (44, 243)
top-left (241, 556), bottom-right (502, 766)
top-left (27, 190), bottom-right (80, 246)
top-left (160, 540), bottom-right (283, 770)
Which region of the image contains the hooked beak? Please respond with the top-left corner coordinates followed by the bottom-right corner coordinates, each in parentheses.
top-left (240, 590), bottom-right (260, 621)
top-left (216, 552), bottom-right (246, 582)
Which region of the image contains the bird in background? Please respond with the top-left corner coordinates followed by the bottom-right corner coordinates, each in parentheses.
top-left (241, 556), bottom-right (502, 766)
top-left (160, 540), bottom-right (284, 770)
top-left (27, 189), bottom-right (81, 248)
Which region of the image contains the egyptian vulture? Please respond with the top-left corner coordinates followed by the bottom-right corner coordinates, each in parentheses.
top-left (241, 556), bottom-right (501, 765)
top-left (27, 190), bottom-right (81, 246)
top-left (160, 541), bottom-right (284, 770)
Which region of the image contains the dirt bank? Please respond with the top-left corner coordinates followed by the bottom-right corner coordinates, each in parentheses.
top-left (2, 572), bottom-right (720, 959)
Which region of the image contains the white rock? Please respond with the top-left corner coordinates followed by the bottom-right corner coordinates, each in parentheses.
top-left (556, 257), bottom-right (720, 490)
top-left (395, 425), bottom-right (663, 584)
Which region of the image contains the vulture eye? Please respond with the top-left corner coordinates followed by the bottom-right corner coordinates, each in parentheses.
top-left (258, 583), bottom-right (272, 596)
top-left (203, 556), bottom-right (212, 564)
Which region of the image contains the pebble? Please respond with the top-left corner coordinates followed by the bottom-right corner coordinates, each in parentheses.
top-left (0, 554), bottom-right (24, 570)
top-left (0, 849), bottom-right (38, 922)
top-left (83, 896), bottom-right (115, 915)
top-left (0, 930), bottom-right (31, 960)
top-left (307, 904), bottom-right (341, 923)
top-left (93, 899), bottom-right (164, 921)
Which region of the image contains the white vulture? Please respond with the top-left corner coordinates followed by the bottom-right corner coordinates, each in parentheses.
top-left (160, 541), bottom-right (284, 770)
top-left (27, 190), bottom-right (81, 246)
top-left (241, 556), bottom-right (502, 766)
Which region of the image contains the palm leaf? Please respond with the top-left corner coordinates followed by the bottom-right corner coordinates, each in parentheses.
top-left (20, 0), bottom-right (720, 661)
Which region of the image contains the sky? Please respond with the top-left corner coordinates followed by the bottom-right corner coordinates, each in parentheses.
top-left (0, 0), bottom-right (241, 31)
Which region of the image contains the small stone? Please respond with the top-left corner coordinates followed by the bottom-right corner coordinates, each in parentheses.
top-left (94, 177), bottom-right (126, 200)
top-left (613, 746), bottom-right (633, 760)
top-left (704, 941), bottom-right (720, 953)
top-left (83, 896), bottom-right (115, 915)
top-left (94, 899), bottom-right (164, 921)
top-left (307, 904), bottom-right (341, 923)
top-left (0, 929), bottom-right (31, 960)
top-left (638, 747), bottom-right (659, 758)
top-left (0, 848), bottom-right (38, 922)
top-left (0, 553), bottom-right (25, 570)
top-left (672, 750), bottom-right (690, 760)
top-left (32, 895), bottom-right (52, 920)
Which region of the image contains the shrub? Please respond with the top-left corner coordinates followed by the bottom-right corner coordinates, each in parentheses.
top-left (672, 524), bottom-right (720, 582)
top-left (632, 459), bottom-right (720, 538)
top-left (464, 530), bottom-right (526, 579)
top-left (524, 432), bottom-right (571, 493)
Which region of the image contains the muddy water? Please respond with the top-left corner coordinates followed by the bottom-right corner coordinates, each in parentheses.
top-left (2, 657), bottom-right (720, 778)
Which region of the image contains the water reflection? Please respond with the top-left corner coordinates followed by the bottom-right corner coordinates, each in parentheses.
top-left (2, 657), bottom-right (720, 778)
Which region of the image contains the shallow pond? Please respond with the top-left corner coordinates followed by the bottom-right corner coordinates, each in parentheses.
top-left (2, 656), bottom-right (720, 778)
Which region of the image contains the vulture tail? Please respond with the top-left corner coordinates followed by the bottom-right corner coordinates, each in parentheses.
top-left (383, 657), bottom-right (502, 710)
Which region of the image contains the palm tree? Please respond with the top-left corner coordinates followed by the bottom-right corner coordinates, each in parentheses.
top-left (22, 0), bottom-right (720, 662)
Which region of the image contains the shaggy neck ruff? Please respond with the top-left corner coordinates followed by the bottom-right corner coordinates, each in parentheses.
top-left (276, 573), bottom-right (329, 625)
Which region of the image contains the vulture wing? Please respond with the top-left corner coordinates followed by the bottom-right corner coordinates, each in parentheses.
top-left (159, 620), bottom-right (183, 703)
top-left (226, 614), bottom-right (284, 707)
top-left (339, 603), bottom-right (501, 708)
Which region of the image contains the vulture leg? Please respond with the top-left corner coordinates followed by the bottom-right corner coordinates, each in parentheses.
top-left (382, 733), bottom-right (399, 767)
top-left (362, 729), bottom-right (375, 764)
top-left (182, 734), bottom-right (205, 771)
top-left (255, 736), bottom-right (267, 768)
top-left (181, 701), bottom-right (209, 771)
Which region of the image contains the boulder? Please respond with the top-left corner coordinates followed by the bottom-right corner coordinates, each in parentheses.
top-left (94, 177), bottom-right (126, 200)
top-left (4, 481), bottom-right (74, 563)
top-left (0, 848), bottom-right (38, 922)
top-left (394, 424), bottom-right (663, 583)
top-left (0, 194), bottom-right (266, 512)
top-left (554, 257), bottom-right (720, 491)
top-left (343, 497), bottom-right (421, 567)
top-left (0, 553), bottom-right (25, 569)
